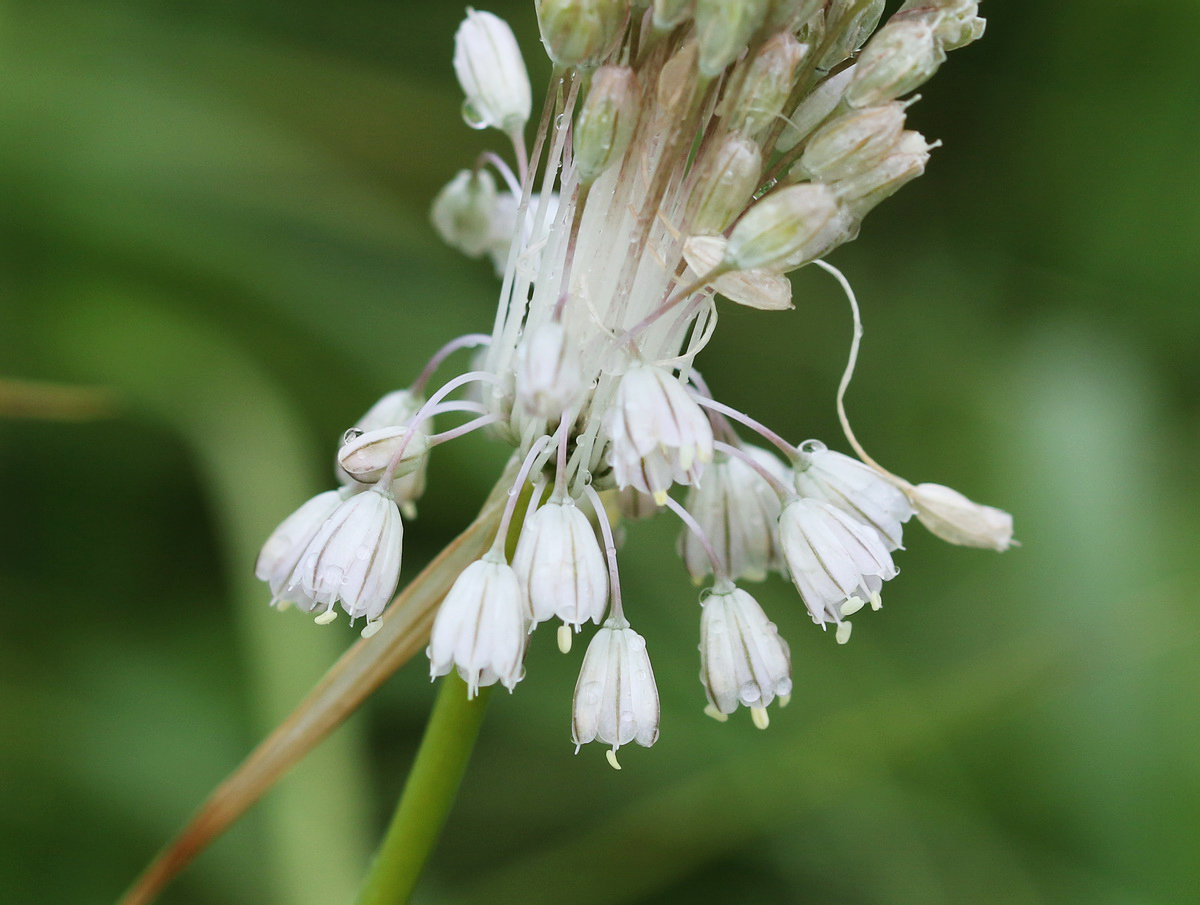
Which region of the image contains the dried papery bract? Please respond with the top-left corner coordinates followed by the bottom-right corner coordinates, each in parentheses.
top-left (908, 481), bottom-right (1015, 551)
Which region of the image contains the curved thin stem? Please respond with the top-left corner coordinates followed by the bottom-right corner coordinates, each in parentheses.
top-left (355, 673), bottom-right (491, 905)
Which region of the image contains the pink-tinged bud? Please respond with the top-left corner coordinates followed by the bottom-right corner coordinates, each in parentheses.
top-left (719, 32), bottom-right (808, 141)
top-left (798, 102), bottom-right (907, 182)
top-left (845, 15), bottom-right (945, 108)
top-left (725, 184), bottom-right (855, 272)
top-left (685, 135), bottom-right (763, 235)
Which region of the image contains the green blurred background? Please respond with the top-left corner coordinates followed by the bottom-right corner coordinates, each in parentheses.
top-left (2, 1), bottom-right (1197, 903)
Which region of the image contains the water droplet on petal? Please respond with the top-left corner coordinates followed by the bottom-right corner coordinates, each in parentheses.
top-left (739, 682), bottom-right (762, 704)
top-left (554, 112), bottom-right (567, 130)
top-left (461, 100), bottom-right (487, 130)
top-left (581, 681), bottom-right (602, 705)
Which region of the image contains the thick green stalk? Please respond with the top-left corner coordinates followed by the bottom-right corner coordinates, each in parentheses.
top-left (357, 674), bottom-right (492, 905)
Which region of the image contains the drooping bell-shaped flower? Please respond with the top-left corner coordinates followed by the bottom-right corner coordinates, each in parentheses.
top-left (572, 617), bottom-right (659, 768)
top-left (777, 496), bottom-right (897, 637)
top-left (428, 553), bottom-right (527, 697)
top-left (603, 362), bottom-right (713, 504)
top-left (256, 489), bottom-right (346, 610)
top-left (699, 585), bottom-right (792, 726)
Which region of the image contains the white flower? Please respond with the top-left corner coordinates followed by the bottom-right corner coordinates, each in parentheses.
top-left (792, 441), bottom-right (914, 550)
top-left (453, 9), bottom-right (532, 134)
top-left (256, 489), bottom-right (345, 609)
top-left (289, 485), bottom-right (405, 623)
top-left (909, 482), bottom-right (1014, 551)
top-left (512, 497), bottom-right (608, 645)
top-left (603, 363), bottom-right (713, 504)
top-left (699, 586), bottom-right (792, 726)
top-left (678, 446), bottom-right (785, 583)
top-left (428, 553), bottom-right (527, 697)
top-left (572, 617), bottom-right (659, 767)
top-left (341, 389), bottom-right (430, 519)
top-left (777, 497), bottom-right (897, 633)
top-left (431, 168), bottom-right (500, 257)
top-left (514, 321), bottom-right (585, 419)
top-left (336, 426), bottom-right (429, 485)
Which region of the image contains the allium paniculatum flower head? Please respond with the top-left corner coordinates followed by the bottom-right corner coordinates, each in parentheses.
top-left (257, 0), bottom-right (1008, 768)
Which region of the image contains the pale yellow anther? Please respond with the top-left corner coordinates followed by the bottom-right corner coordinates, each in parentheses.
top-left (778, 693), bottom-right (791, 709)
top-left (275, 599), bottom-right (293, 613)
top-left (704, 703), bottom-right (729, 722)
top-left (652, 490), bottom-right (669, 506)
top-left (605, 749), bottom-right (622, 770)
top-left (835, 621), bottom-right (853, 644)
top-left (679, 444), bottom-right (695, 472)
top-left (314, 609), bottom-right (338, 625)
top-left (361, 619), bottom-right (383, 639)
top-left (841, 596), bottom-right (866, 617)
top-left (869, 591), bottom-right (883, 611)
top-left (751, 706), bottom-right (770, 730)
top-left (557, 624), bottom-right (573, 654)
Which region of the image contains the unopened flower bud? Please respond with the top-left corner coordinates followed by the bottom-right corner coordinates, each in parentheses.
top-left (683, 235), bottom-right (793, 310)
top-left (845, 16), bottom-right (945, 108)
top-left (339, 390), bottom-right (431, 517)
top-left (694, 0), bottom-right (770, 78)
top-left (719, 32), bottom-right (808, 141)
top-left (574, 65), bottom-right (641, 184)
top-left (725, 183), bottom-right (854, 271)
top-left (337, 426), bottom-right (429, 484)
top-left (909, 482), bottom-right (1014, 551)
top-left (798, 102), bottom-right (907, 182)
top-left (515, 320), bottom-right (585, 418)
top-left (899, 0), bottom-right (986, 51)
top-left (453, 9), bottom-right (532, 133)
top-left (431, 169), bottom-right (499, 258)
top-left (831, 130), bottom-right (932, 216)
top-left (685, 135), bottom-right (763, 235)
top-left (652, 0), bottom-right (693, 31)
top-left (776, 64), bottom-right (856, 153)
top-left (536, 0), bottom-right (627, 68)
top-left (817, 0), bottom-right (885, 71)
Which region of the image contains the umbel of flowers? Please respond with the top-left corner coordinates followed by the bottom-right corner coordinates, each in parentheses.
top-left (256, 0), bottom-right (1009, 768)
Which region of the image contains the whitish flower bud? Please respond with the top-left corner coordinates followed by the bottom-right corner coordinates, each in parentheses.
top-left (513, 496), bottom-right (609, 634)
top-left (683, 235), bottom-right (793, 310)
top-left (899, 0), bottom-right (986, 51)
top-left (792, 441), bottom-right (914, 550)
top-left (256, 489), bottom-right (345, 608)
top-left (798, 102), bottom-right (907, 182)
top-left (341, 390), bottom-right (430, 519)
top-left (431, 169), bottom-right (499, 258)
top-left (764, 0), bottom-right (823, 32)
top-left (778, 496), bottom-right (896, 633)
top-left (719, 32), bottom-right (808, 141)
top-left (572, 617), bottom-right (659, 762)
top-left (831, 130), bottom-right (932, 217)
top-left (289, 485), bottom-right (404, 623)
top-left (336, 426), bottom-right (429, 484)
top-left (486, 191), bottom-right (560, 277)
top-left (700, 586), bottom-right (791, 720)
top-left (428, 553), bottom-right (527, 697)
top-left (725, 184), bottom-right (854, 272)
top-left (603, 362), bottom-right (714, 504)
top-left (817, 0), bottom-right (885, 71)
top-left (514, 321), bottom-right (585, 418)
top-left (536, 0), bottom-right (627, 68)
top-left (845, 16), bottom-right (945, 108)
top-left (679, 446), bottom-right (786, 583)
top-left (652, 0), bottom-right (693, 31)
top-left (684, 135), bottom-right (763, 235)
top-left (909, 482), bottom-right (1014, 551)
top-left (776, 64), bottom-right (856, 153)
top-left (453, 9), bottom-right (532, 133)
top-left (694, 0), bottom-right (770, 78)
top-left (574, 65), bottom-right (641, 184)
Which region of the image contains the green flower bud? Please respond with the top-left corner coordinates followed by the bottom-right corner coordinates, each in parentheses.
top-left (845, 16), bottom-right (945, 107)
top-left (899, 0), bottom-right (986, 51)
top-left (536, 0), bottom-right (628, 69)
top-left (430, 169), bottom-right (499, 258)
top-left (829, 130), bottom-right (933, 216)
top-left (694, 0), bottom-right (770, 78)
top-left (685, 135), bottom-right (763, 235)
top-left (719, 32), bottom-right (808, 141)
top-left (725, 184), bottom-right (854, 271)
top-left (575, 65), bottom-right (641, 184)
top-left (797, 103), bottom-right (907, 182)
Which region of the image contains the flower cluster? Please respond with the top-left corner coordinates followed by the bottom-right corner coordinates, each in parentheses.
top-left (258, 0), bottom-right (1011, 768)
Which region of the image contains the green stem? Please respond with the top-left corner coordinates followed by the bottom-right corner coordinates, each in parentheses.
top-left (356, 674), bottom-right (492, 905)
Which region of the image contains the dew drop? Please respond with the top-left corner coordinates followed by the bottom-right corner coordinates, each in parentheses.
top-left (554, 112), bottom-right (567, 130)
top-left (342, 428), bottom-right (364, 445)
top-left (581, 681), bottom-right (602, 705)
top-left (355, 544), bottom-right (371, 561)
top-left (739, 682), bottom-right (762, 704)
top-left (626, 633), bottom-right (646, 652)
top-left (461, 100), bottom-right (488, 130)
